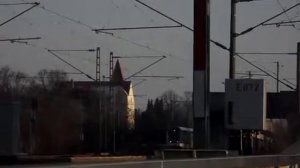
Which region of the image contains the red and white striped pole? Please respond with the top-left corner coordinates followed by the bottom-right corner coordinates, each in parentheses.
top-left (193, 0), bottom-right (210, 149)
top-left (297, 43), bottom-right (300, 115)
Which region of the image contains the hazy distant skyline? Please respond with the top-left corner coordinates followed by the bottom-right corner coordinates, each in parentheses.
top-left (1, 0), bottom-right (300, 109)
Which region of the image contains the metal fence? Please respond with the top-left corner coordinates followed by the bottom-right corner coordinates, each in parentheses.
top-left (3, 154), bottom-right (300, 168)
top-left (81, 154), bottom-right (300, 168)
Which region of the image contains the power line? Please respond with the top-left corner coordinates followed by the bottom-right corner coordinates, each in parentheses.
top-left (132, 75), bottom-right (184, 79)
top-left (236, 72), bottom-right (269, 77)
top-left (113, 55), bottom-right (164, 58)
top-left (47, 50), bottom-right (96, 81)
top-left (38, 6), bottom-right (92, 29)
top-left (19, 0), bottom-right (187, 62)
top-left (134, 0), bottom-right (193, 31)
top-left (237, 52), bottom-right (296, 55)
top-left (111, 34), bottom-right (190, 62)
top-left (49, 49), bottom-right (96, 52)
top-left (133, 0), bottom-right (240, 56)
top-left (125, 56), bottom-right (166, 80)
top-left (9, 8), bottom-right (34, 26)
top-left (235, 53), bottom-right (295, 90)
top-left (0, 2), bottom-right (39, 28)
top-left (240, 2), bottom-right (300, 35)
top-left (128, 0), bottom-right (156, 23)
top-left (275, 0), bottom-right (300, 30)
top-left (135, 0), bottom-right (295, 68)
top-left (0, 2), bottom-right (37, 6)
top-left (0, 37), bottom-right (41, 42)
top-left (65, 72), bottom-right (83, 75)
top-left (283, 78), bottom-right (297, 87)
top-left (263, 20), bottom-right (300, 26)
top-left (48, 49), bottom-right (99, 65)
top-left (211, 40), bottom-right (295, 90)
top-left (93, 25), bottom-right (182, 32)
top-left (9, 39), bottom-right (98, 80)
top-left (20, 0), bottom-right (112, 35)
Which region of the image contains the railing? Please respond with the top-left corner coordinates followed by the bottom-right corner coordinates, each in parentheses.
top-left (158, 149), bottom-right (229, 159)
top-left (75, 154), bottom-right (300, 168)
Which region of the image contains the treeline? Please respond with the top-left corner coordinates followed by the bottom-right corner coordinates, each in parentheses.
top-left (0, 66), bottom-right (84, 154)
top-left (0, 66), bottom-right (68, 98)
top-left (131, 90), bottom-right (192, 153)
top-left (0, 66), bottom-right (193, 155)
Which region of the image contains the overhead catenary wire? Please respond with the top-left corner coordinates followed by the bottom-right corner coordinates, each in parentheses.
top-left (47, 50), bottom-right (96, 81)
top-left (131, 75), bottom-right (184, 79)
top-left (133, 0), bottom-right (299, 70)
top-left (134, 0), bottom-right (236, 52)
top-left (128, 0), bottom-right (156, 23)
top-left (15, 0), bottom-right (294, 90)
top-left (18, 0), bottom-right (188, 62)
top-left (19, 0), bottom-right (112, 35)
top-left (65, 72), bottom-right (83, 75)
top-left (133, 0), bottom-right (298, 87)
top-left (283, 78), bottom-right (297, 87)
top-left (263, 20), bottom-right (300, 26)
top-left (0, 35), bottom-right (93, 80)
top-left (0, 2), bottom-right (37, 6)
top-left (0, 37), bottom-right (41, 42)
top-left (10, 1), bottom-right (296, 92)
top-left (0, 2), bottom-right (39, 28)
top-left (132, 0), bottom-right (248, 59)
top-left (252, 61), bottom-right (280, 77)
top-left (93, 25), bottom-right (182, 32)
top-left (113, 55), bottom-right (165, 58)
top-left (275, 0), bottom-right (300, 30)
top-left (48, 49), bottom-right (101, 65)
top-left (14, 0), bottom-right (296, 67)
top-left (235, 53), bottom-right (295, 90)
top-left (14, 40), bottom-right (108, 76)
top-left (8, 7), bottom-right (34, 26)
top-left (237, 52), bottom-right (297, 55)
top-left (49, 49), bottom-right (96, 52)
top-left (239, 2), bottom-right (300, 36)
top-left (134, 0), bottom-right (193, 31)
top-left (125, 56), bottom-right (166, 80)
top-left (212, 41), bottom-right (295, 90)
top-left (236, 72), bottom-right (269, 77)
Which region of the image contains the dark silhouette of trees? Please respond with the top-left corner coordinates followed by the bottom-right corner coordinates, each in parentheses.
top-left (0, 66), bottom-right (194, 155)
top-left (133, 90), bottom-right (192, 153)
top-left (36, 69), bottom-right (68, 91)
top-left (0, 66), bottom-right (84, 155)
top-left (0, 66), bottom-right (30, 100)
top-left (35, 91), bottom-right (84, 154)
top-left (160, 90), bottom-right (191, 128)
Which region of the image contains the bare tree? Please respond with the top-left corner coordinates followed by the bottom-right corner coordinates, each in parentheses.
top-left (0, 66), bottom-right (15, 93)
top-left (37, 69), bottom-right (48, 90)
top-left (35, 93), bottom-right (85, 154)
top-left (0, 66), bottom-right (30, 98)
top-left (160, 90), bottom-right (186, 128)
top-left (36, 69), bottom-right (68, 90)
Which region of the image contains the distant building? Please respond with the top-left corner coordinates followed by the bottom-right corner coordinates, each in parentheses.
top-left (61, 60), bottom-right (135, 153)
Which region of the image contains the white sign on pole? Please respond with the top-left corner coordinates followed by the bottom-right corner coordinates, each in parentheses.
top-left (225, 79), bottom-right (266, 130)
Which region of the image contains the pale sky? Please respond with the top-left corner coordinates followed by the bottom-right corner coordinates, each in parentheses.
top-left (0, 0), bottom-right (300, 109)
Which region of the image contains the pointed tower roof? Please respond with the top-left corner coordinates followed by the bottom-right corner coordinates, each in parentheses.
top-left (111, 59), bottom-right (124, 82)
